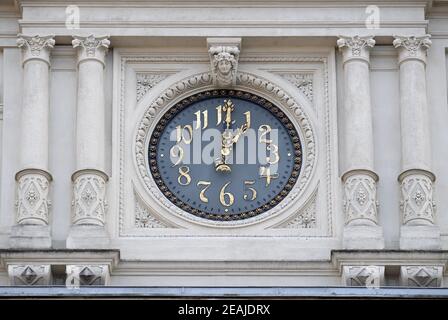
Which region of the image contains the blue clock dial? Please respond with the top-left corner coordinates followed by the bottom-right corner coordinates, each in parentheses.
top-left (149, 90), bottom-right (302, 221)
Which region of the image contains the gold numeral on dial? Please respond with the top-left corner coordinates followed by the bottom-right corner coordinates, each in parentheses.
top-left (243, 111), bottom-right (251, 130)
top-left (194, 110), bottom-right (208, 130)
top-left (259, 125), bottom-right (272, 144)
top-left (216, 105), bottom-right (222, 125)
top-left (197, 181), bottom-right (211, 203)
top-left (178, 166), bottom-right (191, 186)
top-left (175, 125), bottom-right (193, 144)
top-left (219, 181), bottom-right (234, 207)
top-left (170, 144), bottom-right (184, 167)
top-left (267, 143), bottom-right (280, 164)
top-left (259, 166), bottom-right (279, 186)
top-left (243, 180), bottom-right (257, 201)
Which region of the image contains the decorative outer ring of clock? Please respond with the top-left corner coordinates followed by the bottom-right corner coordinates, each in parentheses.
top-left (148, 89), bottom-right (303, 221)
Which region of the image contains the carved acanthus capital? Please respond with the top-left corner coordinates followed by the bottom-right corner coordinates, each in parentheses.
top-left (15, 169), bottom-right (52, 226)
top-left (8, 265), bottom-right (52, 286)
top-left (17, 34), bottom-right (55, 66)
top-left (399, 169), bottom-right (436, 226)
top-left (399, 266), bottom-right (443, 287)
top-left (207, 38), bottom-right (241, 87)
top-left (72, 35), bottom-right (110, 66)
top-left (393, 35), bottom-right (431, 65)
top-left (342, 266), bottom-right (385, 287)
top-left (66, 265), bottom-right (110, 286)
top-left (72, 169), bottom-right (108, 226)
top-left (337, 35), bottom-right (375, 64)
top-left (342, 170), bottom-right (379, 226)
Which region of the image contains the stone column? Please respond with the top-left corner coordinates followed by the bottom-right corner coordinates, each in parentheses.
top-left (66, 35), bottom-right (110, 249)
top-left (337, 36), bottom-right (384, 249)
top-left (393, 35), bottom-right (440, 249)
top-left (10, 35), bottom-right (55, 249)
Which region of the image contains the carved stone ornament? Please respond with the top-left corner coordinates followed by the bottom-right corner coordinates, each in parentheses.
top-left (136, 73), bottom-right (171, 102)
top-left (393, 35), bottom-right (431, 64)
top-left (72, 35), bottom-right (110, 65)
top-left (134, 71), bottom-right (316, 226)
top-left (134, 191), bottom-right (169, 228)
top-left (66, 265), bottom-right (110, 286)
top-left (399, 170), bottom-right (436, 226)
top-left (8, 265), bottom-right (52, 286)
top-left (337, 35), bottom-right (375, 63)
top-left (15, 169), bottom-right (52, 225)
top-left (72, 170), bottom-right (108, 226)
top-left (17, 34), bottom-right (55, 64)
top-left (343, 171), bottom-right (379, 226)
top-left (400, 266), bottom-right (443, 287)
top-left (279, 73), bottom-right (314, 104)
top-left (275, 188), bottom-right (317, 229)
top-left (208, 41), bottom-right (240, 87)
top-left (342, 266), bottom-right (385, 287)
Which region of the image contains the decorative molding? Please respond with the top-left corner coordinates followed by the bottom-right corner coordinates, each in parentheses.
top-left (15, 170), bottom-right (52, 225)
top-left (393, 35), bottom-right (431, 64)
top-left (17, 34), bottom-right (55, 65)
top-left (342, 265), bottom-right (384, 287)
top-left (134, 190), bottom-right (171, 228)
top-left (275, 187), bottom-right (317, 229)
top-left (399, 171), bottom-right (436, 226)
top-left (337, 35), bottom-right (375, 63)
top-left (72, 34), bottom-right (110, 65)
top-left (343, 171), bottom-right (379, 226)
top-left (399, 266), bottom-right (443, 287)
top-left (66, 265), bottom-right (110, 286)
top-left (136, 73), bottom-right (171, 102)
top-left (8, 265), bottom-right (52, 286)
top-left (72, 170), bottom-right (108, 226)
top-left (118, 54), bottom-right (333, 236)
top-left (278, 73), bottom-right (314, 105)
top-left (207, 38), bottom-right (241, 87)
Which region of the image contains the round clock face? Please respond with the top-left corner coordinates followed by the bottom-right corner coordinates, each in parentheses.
top-left (148, 90), bottom-right (302, 221)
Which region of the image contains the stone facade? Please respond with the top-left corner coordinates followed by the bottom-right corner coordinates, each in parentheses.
top-left (0, 0), bottom-right (447, 291)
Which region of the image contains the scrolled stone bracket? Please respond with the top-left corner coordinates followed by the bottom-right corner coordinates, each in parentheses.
top-left (399, 265), bottom-right (443, 287)
top-left (207, 38), bottom-right (241, 87)
top-left (8, 265), bottom-right (52, 286)
top-left (66, 264), bottom-right (110, 286)
top-left (342, 265), bottom-right (385, 287)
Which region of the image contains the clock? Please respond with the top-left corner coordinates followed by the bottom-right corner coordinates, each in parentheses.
top-left (148, 90), bottom-right (302, 221)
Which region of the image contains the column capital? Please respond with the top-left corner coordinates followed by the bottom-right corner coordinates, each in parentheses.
top-left (337, 35), bottom-right (375, 64)
top-left (66, 265), bottom-right (110, 286)
top-left (17, 34), bottom-right (55, 66)
top-left (72, 34), bottom-right (110, 67)
top-left (393, 35), bottom-right (431, 65)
